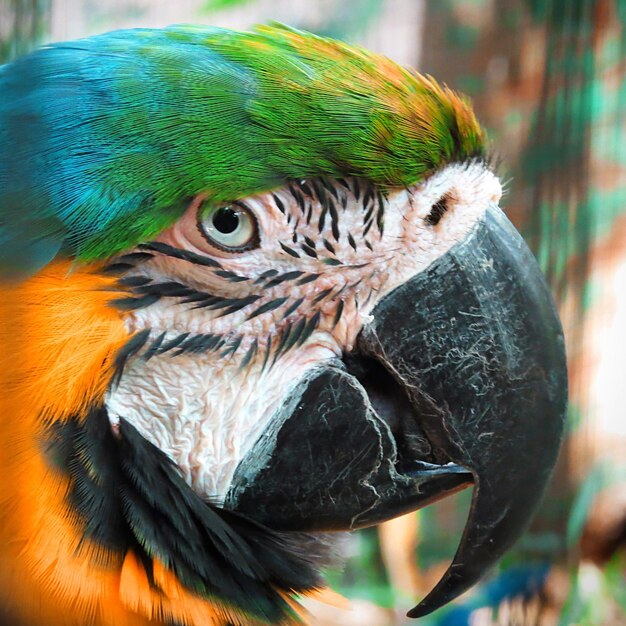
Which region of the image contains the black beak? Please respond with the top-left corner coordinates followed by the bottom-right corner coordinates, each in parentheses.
top-left (225, 205), bottom-right (567, 617)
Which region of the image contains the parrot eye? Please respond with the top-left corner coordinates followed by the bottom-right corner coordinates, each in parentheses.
top-left (198, 202), bottom-right (259, 252)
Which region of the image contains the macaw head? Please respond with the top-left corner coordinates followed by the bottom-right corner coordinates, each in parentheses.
top-left (0, 24), bottom-right (567, 625)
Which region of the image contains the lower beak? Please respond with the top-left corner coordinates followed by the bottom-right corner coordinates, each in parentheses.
top-left (226, 205), bottom-right (567, 617)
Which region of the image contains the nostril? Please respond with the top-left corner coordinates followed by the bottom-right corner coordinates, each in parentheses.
top-left (425, 194), bottom-right (451, 226)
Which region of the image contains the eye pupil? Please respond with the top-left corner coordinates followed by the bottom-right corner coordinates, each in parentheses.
top-left (213, 207), bottom-right (240, 234)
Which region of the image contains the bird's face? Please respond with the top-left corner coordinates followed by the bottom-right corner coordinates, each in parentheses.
top-left (0, 23), bottom-right (568, 623)
top-left (108, 162), bottom-right (500, 498)
top-left (107, 160), bottom-right (565, 615)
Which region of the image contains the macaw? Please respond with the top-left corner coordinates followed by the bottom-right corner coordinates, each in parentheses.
top-left (0, 24), bottom-right (567, 626)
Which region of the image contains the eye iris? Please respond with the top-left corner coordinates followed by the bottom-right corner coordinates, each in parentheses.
top-left (213, 208), bottom-right (240, 234)
top-left (197, 200), bottom-right (258, 251)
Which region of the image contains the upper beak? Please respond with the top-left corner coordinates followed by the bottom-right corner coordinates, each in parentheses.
top-left (225, 205), bottom-right (567, 617)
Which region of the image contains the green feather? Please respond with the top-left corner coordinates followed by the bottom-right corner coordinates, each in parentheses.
top-left (0, 23), bottom-right (485, 272)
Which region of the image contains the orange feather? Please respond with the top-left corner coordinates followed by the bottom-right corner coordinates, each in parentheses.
top-left (0, 262), bottom-right (319, 625)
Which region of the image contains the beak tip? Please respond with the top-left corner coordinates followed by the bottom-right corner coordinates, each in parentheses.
top-left (406, 593), bottom-right (448, 619)
top-left (405, 569), bottom-right (470, 619)
top-left (406, 605), bottom-right (428, 619)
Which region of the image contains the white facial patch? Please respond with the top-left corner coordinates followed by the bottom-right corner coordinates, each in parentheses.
top-left (105, 161), bottom-right (502, 501)
top-left (106, 336), bottom-right (339, 499)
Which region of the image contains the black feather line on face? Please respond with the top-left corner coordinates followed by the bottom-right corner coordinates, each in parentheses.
top-left (276, 175), bottom-right (388, 255)
top-left (156, 332), bottom-right (190, 356)
top-left (283, 316), bottom-right (307, 353)
top-left (282, 297), bottom-right (304, 319)
top-left (254, 269), bottom-right (279, 284)
top-left (214, 295), bottom-right (262, 318)
top-left (296, 311), bottom-right (321, 348)
top-left (272, 322), bottom-right (293, 365)
top-left (376, 190), bottom-right (386, 235)
top-left (288, 184), bottom-right (306, 215)
top-left (174, 334), bottom-right (225, 356)
top-left (220, 334), bottom-right (243, 358)
top-left (363, 219), bottom-right (374, 238)
top-left (112, 330), bottom-right (151, 386)
top-left (101, 252), bottom-right (155, 275)
top-left (279, 242), bottom-right (300, 258)
top-left (118, 275), bottom-right (153, 288)
top-left (362, 183), bottom-right (375, 211)
top-left (172, 334), bottom-right (207, 355)
top-left (333, 299), bottom-right (345, 328)
top-left (110, 293), bottom-right (160, 311)
top-left (117, 251), bottom-right (156, 265)
top-left (323, 258), bottom-right (342, 266)
top-left (190, 296), bottom-right (236, 312)
top-left (126, 292), bottom-right (322, 368)
top-left (272, 194), bottom-right (286, 214)
top-left (109, 270), bottom-right (318, 364)
top-left (323, 239), bottom-right (336, 255)
top-left (296, 180), bottom-right (311, 196)
top-left (42, 407), bottom-right (323, 623)
top-left (110, 281), bottom-right (199, 314)
top-left (317, 205), bottom-right (328, 234)
top-left (214, 270), bottom-right (249, 283)
top-left (239, 338), bottom-right (259, 370)
top-left (303, 178), bottom-right (340, 241)
top-left (261, 335), bottom-right (273, 372)
top-left (140, 281), bottom-right (197, 298)
top-left (296, 273), bottom-right (319, 285)
top-left (139, 242), bottom-right (223, 269)
top-left (264, 270), bottom-right (304, 289)
top-left (184, 293), bottom-right (219, 307)
top-left (100, 262), bottom-right (138, 275)
top-left (300, 243), bottom-right (318, 258)
top-left (310, 179), bottom-right (326, 206)
top-left (363, 200), bottom-right (376, 227)
top-left (126, 331), bottom-right (226, 361)
top-left (143, 331), bottom-right (167, 360)
top-left (106, 175), bottom-right (394, 368)
top-left (247, 297), bottom-right (289, 321)
top-left (312, 288), bottom-right (333, 305)
top-left (329, 199), bottom-right (340, 241)
top-left (320, 177), bottom-right (340, 201)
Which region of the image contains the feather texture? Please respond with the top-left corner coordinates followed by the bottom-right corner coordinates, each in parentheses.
top-left (0, 23), bottom-right (484, 276)
top-left (0, 261), bottom-right (323, 625)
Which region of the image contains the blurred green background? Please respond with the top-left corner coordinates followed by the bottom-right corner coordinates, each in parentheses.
top-left (2, 1), bottom-right (625, 624)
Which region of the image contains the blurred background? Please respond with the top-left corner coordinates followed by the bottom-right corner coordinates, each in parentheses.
top-left (1, 1), bottom-right (625, 624)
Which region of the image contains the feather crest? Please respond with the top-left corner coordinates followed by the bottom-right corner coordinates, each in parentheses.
top-left (0, 23), bottom-right (484, 275)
